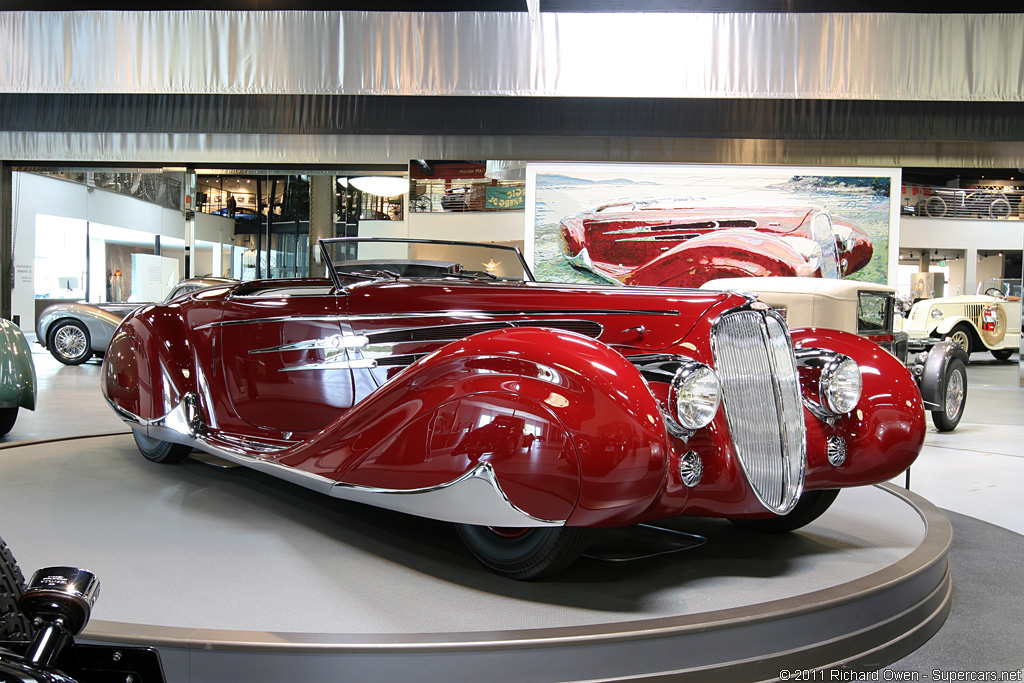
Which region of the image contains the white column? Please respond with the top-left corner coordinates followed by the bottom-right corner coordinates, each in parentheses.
top-left (965, 248), bottom-right (978, 294)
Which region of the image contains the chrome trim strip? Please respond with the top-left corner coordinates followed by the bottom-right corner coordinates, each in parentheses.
top-left (364, 318), bottom-right (605, 344)
top-left (250, 334), bottom-right (369, 354)
top-left (351, 309), bottom-right (679, 319)
top-left (330, 462), bottom-right (563, 527)
top-left (793, 347), bottom-right (851, 424)
top-left (198, 309), bottom-right (677, 331)
top-left (281, 357), bottom-right (377, 372)
top-left (196, 315), bottom-right (342, 330)
top-left (107, 393), bottom-right (564, 527)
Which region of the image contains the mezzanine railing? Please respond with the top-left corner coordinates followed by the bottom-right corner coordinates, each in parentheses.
top-left (903, 186), bottom-right (1024, 220)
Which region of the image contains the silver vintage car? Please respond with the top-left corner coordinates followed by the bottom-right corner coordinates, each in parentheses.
top-left (35, 277), bottom-right (235, 365)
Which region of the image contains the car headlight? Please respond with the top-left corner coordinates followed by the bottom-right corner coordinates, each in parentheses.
top-left (820, 356), bottom-right (862, 414)
top-left (669, 364), bottom-right (722, 430)
top-left (930, 307), bottom-right (944, 322)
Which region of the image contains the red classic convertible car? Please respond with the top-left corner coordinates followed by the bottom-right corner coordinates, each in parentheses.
top-left (102, 238), bottom-right (923, 579)
top-left (558, 201), bottom-right (873, 287)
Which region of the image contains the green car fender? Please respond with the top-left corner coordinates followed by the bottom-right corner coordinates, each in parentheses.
top-left (0, 319), bottom-right (36, 411)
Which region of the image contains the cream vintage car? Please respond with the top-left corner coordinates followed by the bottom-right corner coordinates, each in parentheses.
top-left (903, 279), bottom-right (1021, 361)
top-left (702, 277), bottom-right (969, 432)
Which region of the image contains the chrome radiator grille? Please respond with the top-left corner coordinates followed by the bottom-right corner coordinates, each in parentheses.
top-left (711, 310), bottom-right (806, 514)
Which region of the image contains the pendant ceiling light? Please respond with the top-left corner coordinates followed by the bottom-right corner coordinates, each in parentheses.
top-left (349, 176), bottom-right (408, 198)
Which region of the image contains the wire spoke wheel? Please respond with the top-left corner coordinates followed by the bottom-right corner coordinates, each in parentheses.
top-left (944, 367), bottom-right (965, 419)
top-left (55, 326), bottom-right (87, 358)
top-left (49, 321), bottom-right (92, 365)
top-left (947, 325), bottom-right (972, 356)
top-left (932, 357), bottom-right (967, 432)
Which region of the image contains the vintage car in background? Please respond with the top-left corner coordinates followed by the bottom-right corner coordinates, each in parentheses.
top-left (102, 238), bottom-right (924, 580)
top-left (702, 277), bottom-right (969, 432)
top-left (904, 278), bottom-right (1022, 361)
top-left (0, 320), bottom-right (36, 436)
top-left (35, 277), bottom-right (235, 365)
top-left (917, 188), bottom-right (1013, 220)
top-left (558, 201), bottom-right (873, 288)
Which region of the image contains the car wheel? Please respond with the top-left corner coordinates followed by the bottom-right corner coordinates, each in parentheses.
top-left (729, 489), bottom-right (840, 533)
top-left (0, 534), bottom-right (33, 642)
top-left (133, 429), bottom-right (193, 463)
top-left (0, 407), bottom-right (18, 437)
top-left (455, 524), bottom-right (592, 580)
top-left (48, 320), bottom-right (92, 365)
top-left (931, 357), bottom-right (967, 432)
top-left (923, 196), bottom-right (947, 218)
top-left (989, 198), bottom-right (1011, 219)
top-left (944, 323), bottom-right (974, 357)
top-left (991, 348), bottom-right (1014, 361)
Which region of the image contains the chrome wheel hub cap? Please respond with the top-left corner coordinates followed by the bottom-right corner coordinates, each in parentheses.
top-left (55, 327), bottom-right (87, 359)
top-left (945, 370), bottom-right (965, 418)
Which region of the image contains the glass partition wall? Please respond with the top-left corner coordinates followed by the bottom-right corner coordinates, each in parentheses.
top-left (196, 171), bottom-right (404, 281)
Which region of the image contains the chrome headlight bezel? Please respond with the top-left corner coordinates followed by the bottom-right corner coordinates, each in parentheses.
top-left (930, 307), bottom-right (944, 322)
top-left (669, 362), bottom-right (722, 431)
top-left (819, 356), bottom-right (862, 415)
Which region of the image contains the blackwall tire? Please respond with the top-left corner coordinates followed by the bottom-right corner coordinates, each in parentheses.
top-left (133, 430), bottom-right (193, 463)
top-left (48, 319), bottom-right (92, 365)
top-left (0, 407), bottom-right (18, 437)
top-left (991, 348), bottom-right (1014, 361)
top-left (0, 534), bottom-right (33, 642)
top-left (455, 525), bottom-right (592, 580)
top-left (931, 357), bottom-right (967, 432)
top-left (729, 489), bottom-right (840, 534)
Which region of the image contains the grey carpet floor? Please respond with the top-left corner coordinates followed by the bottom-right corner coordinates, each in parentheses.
top-left (881, 510), bottom-right (1024, 674)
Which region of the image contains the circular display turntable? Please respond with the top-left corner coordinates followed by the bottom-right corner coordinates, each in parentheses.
top-left (0, 435), bottom-right (951, 682)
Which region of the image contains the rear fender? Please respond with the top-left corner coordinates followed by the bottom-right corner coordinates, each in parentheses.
top-left (280, 327), bottom-right (670, 525)
top-left (36, 305), bottom-right (122, 351)
top-left (102, 306), bottom-right (199, 428)
top-left (0, 319), bottom-right (36, 410)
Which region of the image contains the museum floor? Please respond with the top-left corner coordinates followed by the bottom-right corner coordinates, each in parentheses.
top-left (1, 345), bottom-right (1022, 680)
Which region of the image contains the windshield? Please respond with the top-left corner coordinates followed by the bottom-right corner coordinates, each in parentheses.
top-left (318, 238), bottom-right (533, 287)
top-left (977, 278), bottom-right (1022, 298)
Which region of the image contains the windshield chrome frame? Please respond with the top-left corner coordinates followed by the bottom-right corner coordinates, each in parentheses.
top-left (318, 237), bottom-right (535, 290)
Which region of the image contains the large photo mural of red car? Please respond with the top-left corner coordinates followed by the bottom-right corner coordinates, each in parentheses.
top-left (558, 201), bottom-right (874, 288)
top-left (528, 164), bottom-right (898, 287)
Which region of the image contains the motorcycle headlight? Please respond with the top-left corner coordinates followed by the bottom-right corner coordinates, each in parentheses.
top-left (820, 356), bottom-right (862, 414)
top-left (930, 307), bottom-right (944, 322)
top-left (669, 364), bottom-right (722, 430)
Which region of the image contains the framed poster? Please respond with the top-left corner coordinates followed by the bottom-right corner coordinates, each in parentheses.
top-left (526, 163), bottom-right (900, 287)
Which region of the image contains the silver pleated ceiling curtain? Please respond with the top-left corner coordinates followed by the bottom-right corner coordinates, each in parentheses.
top-left (2, 11), bottom-right (1023, 100)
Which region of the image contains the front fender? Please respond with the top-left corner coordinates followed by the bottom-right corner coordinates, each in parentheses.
top-left (278, 327), bottom-right (670, 525)
top-left (791, 328), bottom-right (926, 488)
top-left (933, 315), bottom-right (974, 337)
top-left (0, 319), bottom-right (36, 410)
top-left (628, 230), bottom-right (812, 287)
top-left (912, 341), bottom-right (969, 411)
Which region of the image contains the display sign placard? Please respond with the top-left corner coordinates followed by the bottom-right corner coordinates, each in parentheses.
top-left (486, 186), bottom-right (526, 210)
